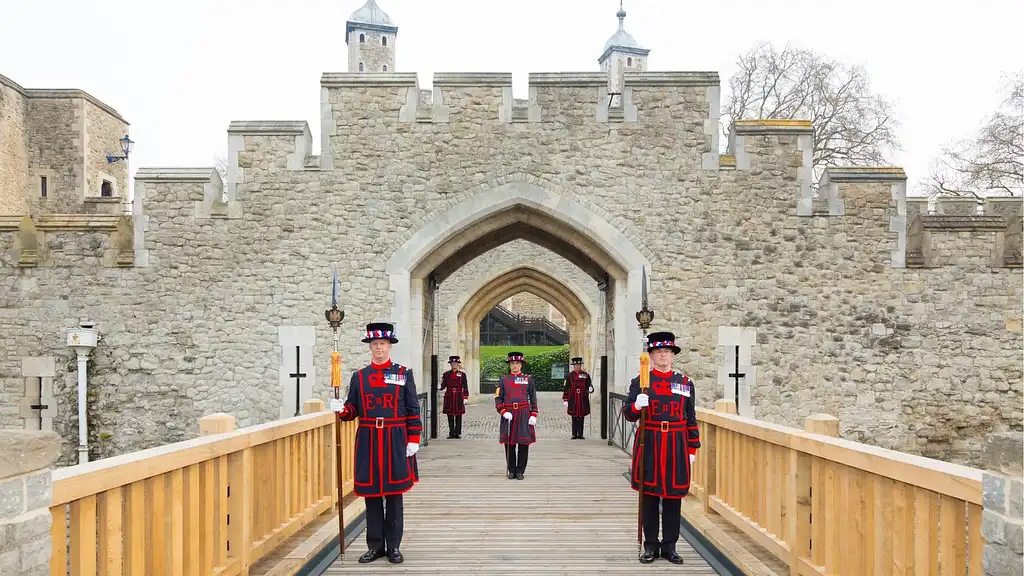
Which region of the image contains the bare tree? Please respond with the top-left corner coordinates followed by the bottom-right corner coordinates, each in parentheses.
top-left (213, 155), bottom-right (228, 182)
top-left (723, 42), bottom-right (900, 181)
top-left (923, 70), bottom-right (1023, 198)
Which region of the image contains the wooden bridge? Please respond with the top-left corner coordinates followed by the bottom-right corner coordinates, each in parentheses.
top-left (46, 393), bottom-right (988, 575)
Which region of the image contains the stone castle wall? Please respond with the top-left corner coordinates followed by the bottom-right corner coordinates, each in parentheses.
top-left (0, 71), bottom-right (1020, 468)
top-left (0, 73), bottom-right (128, 218)
top-left (0, 80), bottom-right (27, 214)
top-left (84, 99), bottom-right (129, 208)
top-left (26, 97), bottom-right (81, 214)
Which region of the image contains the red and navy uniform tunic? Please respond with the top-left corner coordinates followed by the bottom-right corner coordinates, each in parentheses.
top-left (623, 369), bottom-right (701, 499)
top-left (337, 360), bottom-right (422, 497)
top-left (439, 369), bottom-right (469, 416)
top-left (562, 370), bottom-right (594, 417)
top-left (494, 373), bottom-right (538, 445)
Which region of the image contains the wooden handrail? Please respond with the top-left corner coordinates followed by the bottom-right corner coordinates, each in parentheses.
top-left (51, 411), bottom-right (335, 506)
top-left (696, 408), bottom-right (982, 504)
top-left (49, 402), bottom-right (355, 576)
top-left (690, 402), bottom-right (985, 576)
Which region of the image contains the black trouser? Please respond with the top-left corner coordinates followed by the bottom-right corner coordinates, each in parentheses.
top-left (571, 416), bottom-right (585, 438)
top-left (446, 414), bottom-right (463, 436)
top-left (642, 495), bottom-right (681, 553)
top-left (365, 494), bottom-right (404, 552)
top-left (505, 443), bottom-right (529, 474)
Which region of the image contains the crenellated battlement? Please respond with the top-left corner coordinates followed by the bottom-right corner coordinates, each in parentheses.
top-left (317, 70), bottom-right (721, 127)
top-left (0, 213), bottom-right (134, 268)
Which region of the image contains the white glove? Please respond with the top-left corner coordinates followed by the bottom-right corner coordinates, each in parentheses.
top-left (563, 401), bottom-right (568, 407)
top-left (503, 412), bottom-right (513, 421)
top-left (406, 442), bottom-right (419, 457)
top-left (329, 399), bottom-right (344, 412)
top-left (463, 399), bottom-right (468, 405)
top-left (633, 393), bottom-right (649, 410)
top-left (528, 416), bottom-right (537, 425)
top-left (689, 454), bottom-right (696, 466)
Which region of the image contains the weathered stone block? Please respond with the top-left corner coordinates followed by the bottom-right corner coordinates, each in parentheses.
top-left (1010, 479), bottom-right (1023, 519)
top-left (0, 478), bottom-right (25, 519)
top-left (984, 509), bottom-right (1008, 545)
top-left (985, 473), bottom-right (1008, 514)
top-left (0, 431), bottom-right (61, 480)
top-left (11, 509), bottom-right (50, 542)
top-left (982, 432), bottom-right (1024, 476)
top-left (984, 544), bottom-right (1024, 576)
top-left (23, 472), bottom-right (49, 512)
top-left (0, 549), bottom-right (20, 572)
top-left (19, 537), bottom-right (50, 569)
top-left (1008, 521), bottom-right (1024, 555)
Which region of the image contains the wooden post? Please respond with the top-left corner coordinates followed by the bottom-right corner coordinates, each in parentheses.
top-left (789, 413), bottom-right (839, 575)
top-left (199, 413), bottom-right (236, 436)
top-left (804, 413), bottom-right (840, 437)
top-left (701, 399), bottom-right (736, 515)
top-left (303, 399), bottom-right (326, 414)
top-left (715, 398), bottom-right (737, 415)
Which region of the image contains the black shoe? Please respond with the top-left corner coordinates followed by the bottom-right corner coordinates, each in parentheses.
top-left (358, 549), bottom-right (386, 563)
top-left (579, 436), bottom-right (586, 440)
top-left (639, 549), bottom-right (656, 564)
top-left (663, 550), bottom-right (684, 564)
top-left (387, 549), bottom-right (404, 564)
top-left (515, 472), bottom-right (524, 480)
top-left (507, 471), bottom-right (515, 480)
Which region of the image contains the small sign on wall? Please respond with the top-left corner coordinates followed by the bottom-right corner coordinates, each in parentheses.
top-left (550, 363), bottom-right (567, 380)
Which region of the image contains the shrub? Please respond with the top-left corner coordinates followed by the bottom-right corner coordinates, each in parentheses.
top-left (481, 345), bottom-right (570, 392)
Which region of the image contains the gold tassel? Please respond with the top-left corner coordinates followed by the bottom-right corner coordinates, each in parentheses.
top-left (331, 351), bottom-right (342, 388)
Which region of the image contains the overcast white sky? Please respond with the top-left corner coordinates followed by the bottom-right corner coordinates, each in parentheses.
top-left (2, 0), bottom-right (1021, 199)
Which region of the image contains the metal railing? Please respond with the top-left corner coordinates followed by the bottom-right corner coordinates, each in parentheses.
top-left (417, 391), bottom-right (430, 447)
top-left (606, 392), bottom-right (636, 455)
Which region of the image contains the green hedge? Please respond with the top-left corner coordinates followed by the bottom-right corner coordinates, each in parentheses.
top-left (481, 345), bottom-right (570, 392)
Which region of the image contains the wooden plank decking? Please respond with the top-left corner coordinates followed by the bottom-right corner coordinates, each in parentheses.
top-left (325, 395), bottom-right (717, 574)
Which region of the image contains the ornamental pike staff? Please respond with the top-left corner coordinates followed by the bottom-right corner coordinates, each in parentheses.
top-left (324, 269), bottom-right (346, 559)
top-left (633, 267), bottom-right (654, 559)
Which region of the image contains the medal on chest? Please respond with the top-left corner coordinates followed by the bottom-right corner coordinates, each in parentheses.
top-left (513, 377), bottom-right (528, 386)
top-left (671, 382), bottom-right (690, 397)
top-left (384, 372), bottom-right (406, 386)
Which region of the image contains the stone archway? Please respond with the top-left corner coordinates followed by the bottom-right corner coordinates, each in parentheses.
top-left (385, 178), bottom-right (652, 391)
top-left (449, 265), bottom-right (598, 397)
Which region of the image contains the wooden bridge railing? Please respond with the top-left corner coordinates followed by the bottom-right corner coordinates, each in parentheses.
top-left (689, 400), bottom-right (984, 576)
top-left (48, 399), bottom-right (356, 576)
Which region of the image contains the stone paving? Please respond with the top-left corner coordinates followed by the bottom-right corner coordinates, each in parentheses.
top-left (429, 391), bottom-right (604, 441)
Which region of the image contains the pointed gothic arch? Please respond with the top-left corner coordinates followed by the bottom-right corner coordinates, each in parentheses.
top-left (449, 265), bottom-right (599, 396)
top-left (385, 179), bottom-right (651, 390)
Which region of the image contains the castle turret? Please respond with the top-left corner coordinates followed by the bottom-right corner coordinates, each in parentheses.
top-left (598, 2), bottom-right (650, 106)
top-left (346, 0), bottom-right (398, 73)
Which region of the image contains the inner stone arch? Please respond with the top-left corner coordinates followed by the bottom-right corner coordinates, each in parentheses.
top-left (385, 180), bottom-right (651, 391)
top-left (451, 265), bottom-right (598, 396)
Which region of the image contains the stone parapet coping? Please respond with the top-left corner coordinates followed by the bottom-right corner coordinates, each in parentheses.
top-left (821, 166), bottom-right (908, 182)
top-left (916, 214), bottom-right (1010, 231)
top-left (527, 72), bottom-right (609, 87)
top-left (321, 72), bottom-right (418, 87)
top-left (227, 120), bottom-right (309, 135)
top-left (433, 73), bottom-right (513, 86)
top-left (0, 214), bottom-right (123, 232)
top-left (134, 167), bottom-right (218, 182)
top-left (732, 119), bottom-right (813, 135)
top-left (624, 71), bottom-right (720, 86)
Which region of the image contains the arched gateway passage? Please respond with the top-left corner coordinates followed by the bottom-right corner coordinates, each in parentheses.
top-left (385, 178), bottom-right (652, 394)
top-left (451, 265), bottom-right (599, 397)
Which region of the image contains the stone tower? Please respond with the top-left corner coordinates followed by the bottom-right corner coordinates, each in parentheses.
top-left (598, 1), bottom-right (650, 106)
top-left (346, 0), bottom-right (398, 73)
